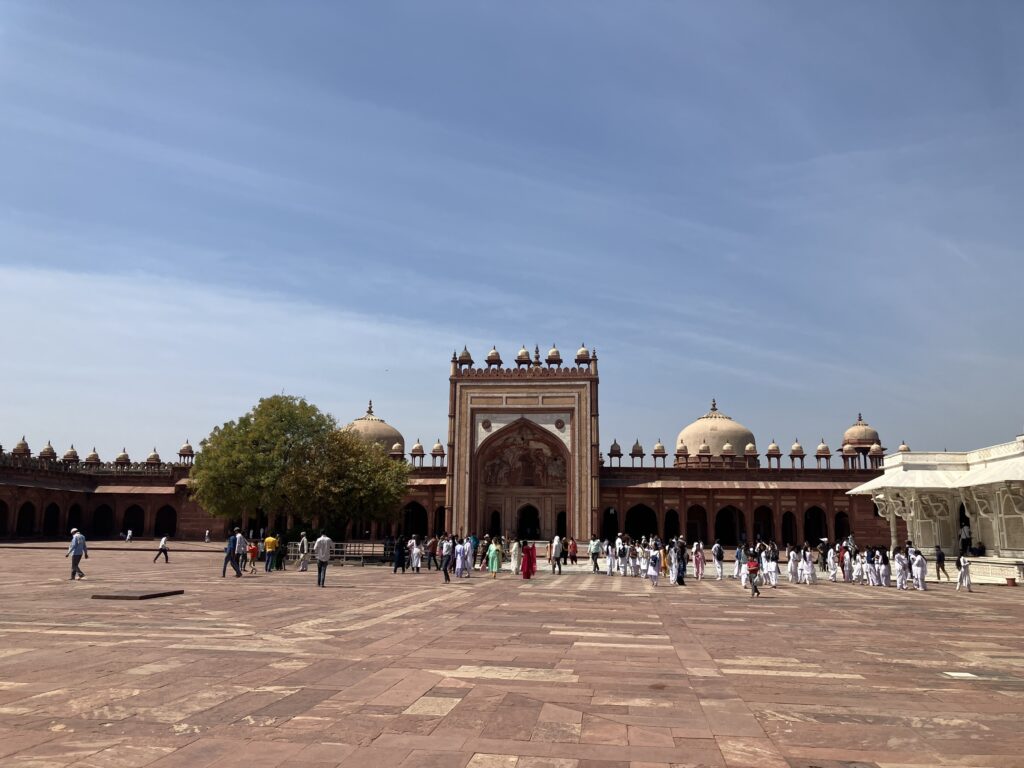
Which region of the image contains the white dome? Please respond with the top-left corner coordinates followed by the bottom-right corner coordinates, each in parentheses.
top-left (346, 401), bottom-right (405, 451)
top-left (676, 399), bottom-right (755, 458)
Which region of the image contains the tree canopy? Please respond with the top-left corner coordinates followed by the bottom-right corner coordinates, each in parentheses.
top-left (191, 395), bottom-right (408, 534)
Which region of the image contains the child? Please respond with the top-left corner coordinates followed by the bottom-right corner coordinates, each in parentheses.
top-left (247, 540), bottom-right (258, 574)
top-left (747, 552), bottom-right (761, 598)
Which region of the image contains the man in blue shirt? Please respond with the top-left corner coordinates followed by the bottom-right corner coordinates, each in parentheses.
top-left (65, 528), bottom-right (88, 580)
top-left (222, 528), bottom-right (242, 577)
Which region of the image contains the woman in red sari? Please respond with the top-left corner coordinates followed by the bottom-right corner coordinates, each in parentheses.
top-left (522, 540), bottom-right (537, 580)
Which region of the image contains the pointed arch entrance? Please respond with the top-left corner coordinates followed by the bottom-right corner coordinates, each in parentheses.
top-left (516, 504), bottom-right (540, 540)
top-left (715, 506), bottom-right (745, 546)
top-left (43, 503), bottom-right (61, 538)
top-left (155, 506), bottom-right (177, 538)
top-left (804, 506), bottom-right (828, 543)
top-left (782, 511), bottom-right (797, 547)
top-left (625, 504), bottom-right (657, 539)
top-left (123, 505), bottom-right (145, 537)
top-left (753, 506), bottom-right (774, 544)
top-left (664, 509), bottom-right (680, 541)
top-left (686, 505), bottom-right (707, 543)
top-left (16, 502), bottom-right (36, 537)
top-left (402, 502), bottom-right (428, 538)
top-left (600, 507), bottom-right (618, 542)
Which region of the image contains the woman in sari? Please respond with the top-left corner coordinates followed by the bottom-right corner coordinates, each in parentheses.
top-left (522, 540), bottom-right (536, 580)
top-left (487, 537), bottom-right (503, 578)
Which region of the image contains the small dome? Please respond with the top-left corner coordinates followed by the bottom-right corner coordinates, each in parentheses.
top-left (676, 442), bottom-right (690, 456)
top-left (676, 399), bottom-right (756, 458)
top-left (652, 439), bottom-right (666, 456)
top-left (720, 441), bottom-right (735, 456)
top-left (744, 442), bottom-right (758, 455)
top-left (84, 447), bottom-right (101, 464)
top-left (790, 439), bottom-right (804, 455)
top-left (698, 441), bottom-right (711, 455)
top-left (575, 343), bottom-right (590, 364)
top-left (431, 439), bottom-right (445, 456)
top-left (179, 440), bottom-right (194, 456)
top-left (147, 448), bottom-right (162, 464)
top-left (457, 346), bottom-right (474, 366)
top-left (39, 441), bottom-right (57, 460)
top-left (842, 442), bottom-right (857, 456)
top-left (411, 438), bottom-right (425, 456)
top-left (515, 345), bottom-right (531, 365)
top-left (766, 439), bottom-right (781, 456)
top-left (346, 400), bottom-right (405, 452)
top-left (868, 442), bottom-right (884, 456)
top-left (12, 436), bottom-right (30, 457)
top-left (898, 441), bottom-right (911, 453)
top-left (63, 445), bottom-right (80, 462)
top-left (389, 442), bottom-right (405, 457)
top-left (485, 346), bottom-right (502, 366)
top-left (630, 439), bottom-right (644, 457)
top-left (546, 344), bottom-right (562, 366)
top-left (843, 413), bottom-right (881, 448)
top-left (608, 439), bottom-right (622, 457)
top-left (815, 438), bottom-right (831, 457)
top-left (115, 447), bottom-right (131, 464)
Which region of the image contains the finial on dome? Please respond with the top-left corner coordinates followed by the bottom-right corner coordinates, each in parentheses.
top-left (367, 400), bottom-right (374, 415)
top-left (711, 398), bottom-right (717, 411)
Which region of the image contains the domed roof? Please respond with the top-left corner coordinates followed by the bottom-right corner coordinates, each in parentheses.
top-left (179, 440), bottom-right (194, 456)
top-left (868, 442), bottom-right (884, 456)
top-left (84, 447), bottom-right (101, 464)
top-left (457, 346), bottom-right (474, 366)
top-left (147, 448), bottom-right (162, 464)
top-left (431, 438), bottom-right (445, 456)
top-left (575, 343), bottom-right (590, 364)
top-left (816, 439), bottom-right (831, 457)
top-left (720, 441), bottom-right (735, 456)
top-left (843, 413), bottom-right (880, 448)
top-left (608, 439), bottom-right (622, 457)
top-left (790, 439), bottom-right (804, 455)
top-left (697, 441), bottom-right (711, 455)
top-left (675, 442), bottom-right (690, 456)
top-left (676, 400), bottom-right (756, 458)
top-left (411, 438), bottom-right (425, 456)
top-left (630, 439), bottom-right (644, 457)
top-left (766, 439), bottom-right (781, 456)
top-left (744, 442), bottom-right (758, 455)
top-left (842, 442), bottom-right (857, 456)
top-left (389, 442), bottom-right (405, 456)
top-left (115, 448), bottom-right (131, 464)
top-left (898, 441), bottom-right (911, 453)
top-left (12, 436), bottom-right (30, 457)
top-left (485, 346), bottom-right (502, 366)
top-left (652, 439), bottom-right (666, 456)
top-left (63, 445), bottom-right (80, 462)
top-left (546, 344), bottom-right (562, 366)
top-left (346, 401), bottom-right (405, 451)
top-left (39, 441), bottom-right (57, 460)
top-left (515, 345), bottom-right (531, 365)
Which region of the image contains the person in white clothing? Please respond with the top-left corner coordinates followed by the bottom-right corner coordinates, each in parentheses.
top-left (126, 529), bottom-right (134, 543)
top-left (956, 554), bottom-right (973, 592)
top-left (313, 531), bottom-right (333, 587)
top-left (865, 550), bottom-right (879, 586)
top-left (297, 532), bottom-right (310, 572)
top-left (787, 547), bottom-right (799, 583)
top-left (827, 545), bottom-right (838, 582)
top-left (647, 547), bottom-right (660, 587)
top-left (204, 529), bottom-right (211, 543)
top-left (911, 551), bottom-right (927, 590)
top-left (605, 540), bottom-right (616, 575)
top-left (894, 547), bottom-right (909, 590)
top-left (510, 539), bottom-right (522, 575)
top-left (711, 540), bottom-right (725, 580)
top-left (410, 538), bottom-right (423, 573)
top-left (153, 536), bottom-right (169, 563)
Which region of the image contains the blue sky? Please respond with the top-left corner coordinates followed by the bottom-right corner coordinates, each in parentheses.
top-left (1, 1), bottom-right (1022, 460)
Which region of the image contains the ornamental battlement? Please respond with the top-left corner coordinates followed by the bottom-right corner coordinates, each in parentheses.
top-left (450, 344), bottom-right (598, 378)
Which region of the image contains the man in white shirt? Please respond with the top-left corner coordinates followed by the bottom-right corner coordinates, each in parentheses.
top-left (313, 531), bottom-right (333, 587)
top-left (440, 534), bottom-right (453, 583)
top-left (153, 535), bottom-right (169, 563)
top-left (297, 532), bottom-right (310, 572)
top-left (550, 535), bottom-right (563, 575)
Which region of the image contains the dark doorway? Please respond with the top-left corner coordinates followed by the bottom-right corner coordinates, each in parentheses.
top-left (556, 511), bottom-right (567, 539)
top-left (782, 511), bottom-right (797, 547)
top-left (93, 505), bottom-right (114, 538)
top-left (804, 506), bottom-right (828, 543)
top-left (624, 504), bottom-right (657, 540)
top-left (434, 506), bottom-right (446, 536)
top-left (517, 505), bottom-right (540, 540)
top-left (958, 503), bottom-right (969, 528)
top-left (753, 506), bottom-right (774, 543)
top-left (43, 503), bottom-right (60, 537)
top-left (155, 506), bottom-right (177, 538)
top-left (16, 502), bottom-right (35, 537)
top-left (664, 509), bottom-right (680, 541)
top-left (350, 520), bottom-right (370, 540)
top-left (600, 507), bottom-right (618, 542)
top-left (0, 500), bottom-right (8, 537)
top-left (834, 511), bottom-right (850, 543)
top-left (67, 504), bottom-right (82, 535)
top-left (488, 510), bottom-right (501, 537)
top-left (686, 505), bottom-right (707, 543)
top-left (123, 505), bottom-right (145, 536)
top-left (714, 506), bottom-right (745, 546)
top-left (402, 502), bottom-right (428, 537)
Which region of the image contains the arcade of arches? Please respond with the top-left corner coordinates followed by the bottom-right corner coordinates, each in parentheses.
top-left (0, 495), bottom-right (181, 541)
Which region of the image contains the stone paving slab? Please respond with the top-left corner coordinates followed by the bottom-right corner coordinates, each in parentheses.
top-left (0, 549), bottom-right (1021, 767)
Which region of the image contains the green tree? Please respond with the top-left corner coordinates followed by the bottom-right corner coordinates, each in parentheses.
top-left (190, 395), bottom-right (336, 524)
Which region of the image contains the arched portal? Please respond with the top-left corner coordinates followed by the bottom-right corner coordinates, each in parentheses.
top-left (0, 500), bottom-right (8, 537)
top-left (804, 506), bottom-right (828, 543)
top-left (93, 505), bottom-right (114, 538)
top-left (686, 505), bottom-right (707, 544)
top-left (155, 506), bottom-right (177, 538)
top-left (43, 503), bottom-right (60, 537)
top-left (66, 504), bottom-right (83, 535)
top-left (556, 510), bottom-right (567, 538)
top-left (782, 511), bottom-right (797, 547)
top-left (664, 509), bottom-right (680, 541)
top-left (714, 506), bottom-right (745, 546)
top-left (16, 502), bottom-right (36, 537)
top-left (624, 504), bottom-right (657, 540)
top-left (834, 511), bottom-right (850, 543)
top-left (753, 506), bottom-right (774, 543)
top-left (488, 510), bottom-right (502, 537)
top-left (402, 502), bottom-right (428, 538)
top-left (434, 506), bottom-right (446, 536)
top-left (517, 504), bottom-right (540, 540)
top-left (600, 507), bottom-right (618, 542)
top-left (123, 505), bottom-right (145, 537)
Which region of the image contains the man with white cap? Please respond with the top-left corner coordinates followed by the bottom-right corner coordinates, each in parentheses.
top-left (66, 528), bottom-right (88, 580)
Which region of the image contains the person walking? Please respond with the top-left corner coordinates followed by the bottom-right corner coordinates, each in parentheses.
top-left (126, 529), bottom-right (134, 543)
top-left (204, 529), bottom-right (210, 543)
top-left (297, 532), bottom-right (310, 572)
top-left (747, 551), bottom-right (761, 598)
top-left (692, 542), bottom-right (705, 581)
top-left (246, 539), bottom-right (258, 574)
top-left (313, 530), bottom-right (333, 587)
top-left (426, 536), bottom-right (440, 571)
top-left (912, 550), bottom-right (928, 591)
top-left (487, 537), bottom-right (503, 578)
top-left (222, 528), bottom-right (242, 577)
top-left (589, 535), bottom-right (602, 573)
top-left (711, 539), bottom-right (724, 580)
top-left (510, 538), bottom-right (522, 575)
top-left (647, 546), bottom-right (660, 587)
top-left (441, 534), bottom-right (453, 583)
top-left (66, 527), bottom-right (88, 580)
top-left (153, 536), bottom-right (169, 563)
top-left (522, 540), bottom-right (536, 580)
top-left (550, 535), bottom-right (563, 575)
top-left (410, 537), bottom-right (423, 573)
top-left (732, 544), bottom-right (744, 580)
top-left (263, 533), bottom-right (277, 573)
top-left (955, 552), bottom-right (973, 592)
top-left (393, 536), bottom-right (407, 574)
top-left (934, 545), bottom-right (950, 582)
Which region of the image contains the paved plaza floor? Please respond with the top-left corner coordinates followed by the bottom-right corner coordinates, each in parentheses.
top-left (0, 545), bottom-right (1022, 768)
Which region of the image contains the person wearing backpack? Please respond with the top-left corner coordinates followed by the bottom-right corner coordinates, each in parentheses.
top-left (711, 539), bottom-right (724, 580)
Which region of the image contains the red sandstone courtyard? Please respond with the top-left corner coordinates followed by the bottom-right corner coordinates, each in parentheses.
top-left (0, 544), bottom-right (1021, 768)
